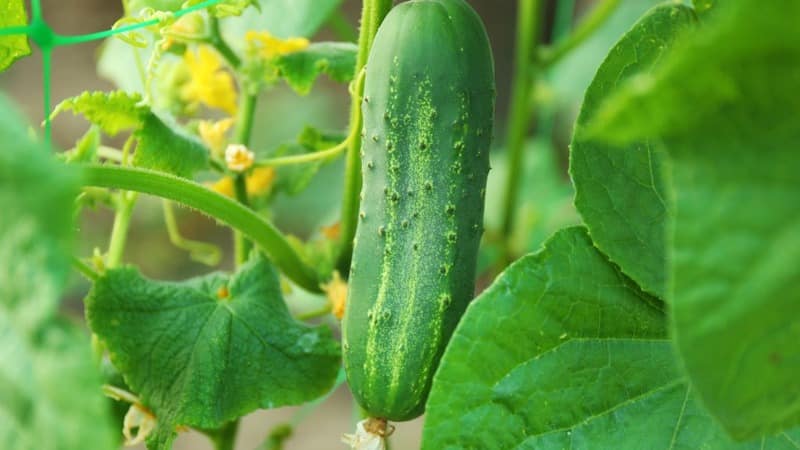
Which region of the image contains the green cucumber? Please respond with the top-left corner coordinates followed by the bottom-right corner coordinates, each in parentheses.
top-left (342, 0), bottom-right (495, 422)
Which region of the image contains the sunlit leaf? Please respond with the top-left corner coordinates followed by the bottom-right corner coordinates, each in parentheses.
top-left (51, 91), bottom-right (148, 137)
top-left (0, 0), bottom-right (31, 72)
top-left (53, 91), bottom-right (209, 177)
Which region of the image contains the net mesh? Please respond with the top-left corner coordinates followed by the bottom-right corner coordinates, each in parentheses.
top-left (0, 0), bottom-right (225, 144)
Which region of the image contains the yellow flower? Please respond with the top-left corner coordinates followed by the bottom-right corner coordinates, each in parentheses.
top-left (322, 271), bottom-right (348, 320)
top-left (210, 176), bottom-right (235, 198)
top-left (208, 167), bottom-right (275, 199)
top-left (246, 167), bottom-right (276, 196)
top-left (245, 30), bottom-right (309, 59)
top-left (198, 118), bottom-right (235, 158)
top-left (182, 46), bottom-right (238, 115)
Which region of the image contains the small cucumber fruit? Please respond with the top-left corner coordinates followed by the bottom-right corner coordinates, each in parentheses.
top-left (343, 0), bottom-right (495, 421)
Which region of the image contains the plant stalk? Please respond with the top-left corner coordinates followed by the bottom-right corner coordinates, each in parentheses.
top-left (500, 0), bottom-right (544, 255)
top-left (106, 191), bottom-right (138, 268)
top-left (231, 89), bottom-right (259, 267)
top-left (210, 420), bottom-right (239, 450)
top-left (335, 0), bottom-right (393, 276)
top-left (208, 16), bottom-right (242, 69)
top-left (537, 0), bottom-right (621, 68)
top-left (81, 165), bottom-right (322, 293)
top-left (233, 173), bottom-right (251, 265)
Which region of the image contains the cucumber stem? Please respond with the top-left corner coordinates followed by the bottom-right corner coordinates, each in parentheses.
top-left (336, 0), bottom-right (393, 277)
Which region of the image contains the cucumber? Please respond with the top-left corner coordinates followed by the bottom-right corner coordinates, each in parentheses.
top-left (342, 0), bottom-right (495, 421)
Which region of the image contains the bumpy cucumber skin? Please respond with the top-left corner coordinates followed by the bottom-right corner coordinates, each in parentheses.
top-left (342, 0), bottom-right (495, 421)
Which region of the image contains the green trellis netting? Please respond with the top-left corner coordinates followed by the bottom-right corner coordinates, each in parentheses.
top-left (0, 0), bottom-right (225, 144)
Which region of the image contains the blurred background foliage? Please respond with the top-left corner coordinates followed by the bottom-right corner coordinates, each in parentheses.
top-left (0, 0), bottom-right (665, 448)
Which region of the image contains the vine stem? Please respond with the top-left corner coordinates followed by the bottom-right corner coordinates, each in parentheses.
top-left (233, 173), bottom-right (251, 265)
top-left (106, 191), bottom-right (138, 268)
top-left (537, 0), bottom-right (621, 68)
top-left (104, 136), bottom-right (138, 268)
top-left (210, 421), bottom-right (239, 450)
top-left (335, 0), bottom-right (393, 275)
top-left (255, 139), bottom-right (349, 167)
top-left (81, 165), bottom-right (322, 293)
top-left (500, 0), bottom-right (544, 254)
top-left (71, 256), bottom-right (99, 281)
top-left (208, 16), bottom-right (242, 69)
top-left (207, 15), bottom-right (256, 268)
top-left (255, 89), bottom-right (361, 169)
top-left (231, 92), bottom-right (258, 266)
top-left (162, 200), bottom-right (221, 266)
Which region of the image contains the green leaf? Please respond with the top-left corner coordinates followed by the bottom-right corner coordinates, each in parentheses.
top-left (547, 0), bottom-right (663, 108)
top-left (0, 317), bottom-right (118, 450)
top-left (134, 113), bottom-right (209, 178)
top-left (0, 98), bottom-right (80, 330)
top-left (569, 4), bottom-right (696, 299)
top-left (223, 0), bottom-right (344, 43)
top-left (0, 0), bottom-right (31, 72)
top-left (275, 42), bottom-right (357, 95)
top-left (422, 227), bottom-right (800, 449)
top-left (53, 91), bottom-right (209, 177)
top-left (0, 94), bottom-right (116, 449)
top-left (592, 0), bottom-right (800, 439)
top-left (86, 255), bottom-right (341, 449)
top-left (51, 91), bottom-right (148, 137)
top-left (692, 0), bottom-right (716, 16)
top-left (60, 126), bottom-right (101, 164)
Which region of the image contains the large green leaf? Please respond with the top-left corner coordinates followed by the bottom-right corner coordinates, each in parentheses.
top-left (0, 97), bottom-right (79, 331)
top-left (422, 227), bottom-right (800, 449)
top-left (0, 0), bottom-right (30, 72)
top-left (570, 4), bottom-right (696, 299)
top-left (0, 317), bottom-right (118, 450)
top-left (86, 255), bottom-right (341, 449)
top-left (275, 42), bottom-right (357, 95)
top-left (591, 0), bottom-right (800, 439)
top-left (0, 95), bottom-right (116, 449)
